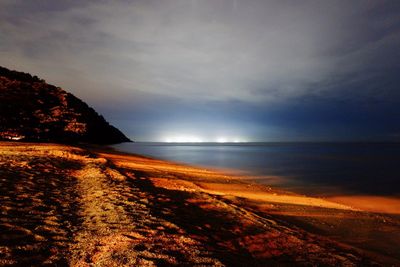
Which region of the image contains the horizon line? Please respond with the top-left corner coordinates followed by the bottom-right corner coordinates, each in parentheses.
top-left (122, 141), bottom-right (400, 144)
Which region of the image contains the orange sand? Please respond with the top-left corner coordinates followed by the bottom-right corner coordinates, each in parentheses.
top-left (327, 195), bottom-right (400, 214)
top-left (1, 142), bottom-right (400, 266)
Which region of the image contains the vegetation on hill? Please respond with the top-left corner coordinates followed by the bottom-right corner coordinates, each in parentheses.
top-left (0, 66), bottom-right (131, 144)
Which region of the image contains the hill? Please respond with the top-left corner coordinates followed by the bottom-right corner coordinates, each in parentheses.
top-left (0, 66), bottom-right (131, 144)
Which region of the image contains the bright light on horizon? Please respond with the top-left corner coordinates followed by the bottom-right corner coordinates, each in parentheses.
top-left (216, 137), bottom-right (227, 143)
top-left (215, 137), bottom-right (247, 143)
top-left (164, 136), bottom-right (203, 143)
top-left (163, 135), bottom-right (247, 143)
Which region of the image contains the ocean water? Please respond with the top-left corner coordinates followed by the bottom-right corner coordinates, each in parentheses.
top-left (112, 142), bottom-right (400, 196)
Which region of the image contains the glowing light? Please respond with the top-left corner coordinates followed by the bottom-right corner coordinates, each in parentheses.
top-left (216, 137), bottom-right (246, 143)
top-left (216, 137), bottom-right (227, 143)
top-left (164, 136), bottom-right (203, 143)
top-left (163, 135), bottom-right (247, 143)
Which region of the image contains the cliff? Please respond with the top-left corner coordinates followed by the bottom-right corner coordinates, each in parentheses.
top-left (0, 66), bottom-right (131, 144)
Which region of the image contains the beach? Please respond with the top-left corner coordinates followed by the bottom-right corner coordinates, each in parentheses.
top-left (1, 142), bottom-right (400, 266)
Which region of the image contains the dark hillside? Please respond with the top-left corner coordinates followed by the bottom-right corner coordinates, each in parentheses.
top-left (0, 66), bottom-right (131, 144)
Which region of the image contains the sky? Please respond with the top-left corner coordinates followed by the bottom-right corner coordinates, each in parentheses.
top-left (1, 0), bottom-right (400, 142)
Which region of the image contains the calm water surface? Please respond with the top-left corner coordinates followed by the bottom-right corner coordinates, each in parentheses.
top-left (112, 142), bottom-right (400, 196)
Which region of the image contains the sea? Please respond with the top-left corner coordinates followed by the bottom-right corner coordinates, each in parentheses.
top-left (112, 142), bottom-right (400, 197)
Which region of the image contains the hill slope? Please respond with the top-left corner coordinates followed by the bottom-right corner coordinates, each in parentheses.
top-left (0, 66), bottom-right (131, 144)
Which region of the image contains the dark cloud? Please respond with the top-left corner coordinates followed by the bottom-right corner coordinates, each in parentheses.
top-left (1, 0), bottom-right (399, 141)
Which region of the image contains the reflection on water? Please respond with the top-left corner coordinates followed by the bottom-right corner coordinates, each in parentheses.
top-left (112, 142), bottom-right (400, 196)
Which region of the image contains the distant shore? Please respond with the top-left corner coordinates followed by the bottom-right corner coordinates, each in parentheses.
top-left (1, 142), bottom-right (400, 266)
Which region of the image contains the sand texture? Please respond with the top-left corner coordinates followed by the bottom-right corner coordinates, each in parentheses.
top-left (1, 142), bottom-right (399, 266)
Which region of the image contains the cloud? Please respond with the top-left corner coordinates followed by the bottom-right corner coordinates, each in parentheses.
top-left (1, 0), bottom-right (399, 105)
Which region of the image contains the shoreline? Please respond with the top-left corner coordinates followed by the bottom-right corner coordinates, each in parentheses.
top-left (109, 143), bottom-right (400, 215)
top-left (1, 141), bottom-right (400, 265)
top-left (91, 143), bottom-right (400, 265)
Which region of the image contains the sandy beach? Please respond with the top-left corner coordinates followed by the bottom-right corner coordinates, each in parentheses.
top-left (1, 142), bottom-right (400, 266)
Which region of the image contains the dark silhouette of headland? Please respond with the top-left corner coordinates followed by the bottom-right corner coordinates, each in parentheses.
top-left (0, 66), bottom-right (131, 144)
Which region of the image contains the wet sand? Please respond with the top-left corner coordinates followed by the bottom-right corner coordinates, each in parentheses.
top-left (326, 195), bottom-right (400, 215)
top-left (1, 142), bottom-right (399, 266)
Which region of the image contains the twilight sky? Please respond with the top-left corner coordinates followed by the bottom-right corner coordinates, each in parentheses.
top-left (1, 0), bottom-right (400, 142)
